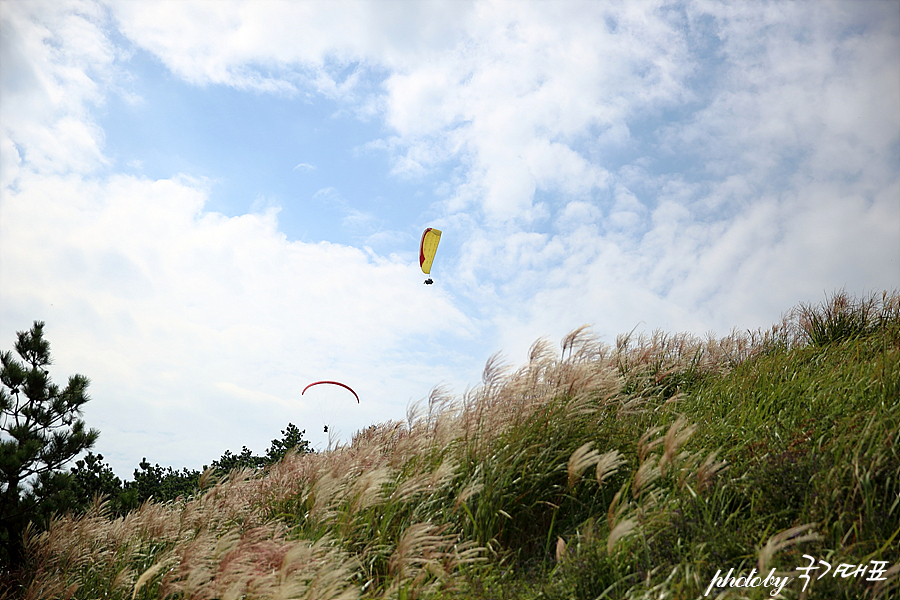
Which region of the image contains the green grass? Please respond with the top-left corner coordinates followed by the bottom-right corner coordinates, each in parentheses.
top-left (17, 291), bottom-right (900, 599)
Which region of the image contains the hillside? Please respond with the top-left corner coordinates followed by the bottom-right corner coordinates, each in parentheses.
top-left (18, 291), bottom-right (899, 600)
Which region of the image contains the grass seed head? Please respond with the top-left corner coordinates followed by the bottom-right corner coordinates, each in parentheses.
top-left (596, 449), bottom-right (626, 488)
top-left (567, 442), bottom-right (601, 489)
top-left (757, 523), bottom-right (821, 573)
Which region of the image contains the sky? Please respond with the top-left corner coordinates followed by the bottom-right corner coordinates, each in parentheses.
top-left (1, 0), bottom-right (898, 478)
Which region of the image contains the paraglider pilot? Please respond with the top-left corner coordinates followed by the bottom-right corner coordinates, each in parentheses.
top-left (424, 278), bottom-right (433, 285)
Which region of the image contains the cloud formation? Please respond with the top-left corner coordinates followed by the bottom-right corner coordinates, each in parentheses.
top-left (2, 0), bottom-right (897, 474)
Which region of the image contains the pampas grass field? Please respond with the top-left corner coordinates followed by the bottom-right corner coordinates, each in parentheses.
top-left (15, 291), bottom-right (899, 599)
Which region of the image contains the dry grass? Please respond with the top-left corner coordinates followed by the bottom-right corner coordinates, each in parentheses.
top-left (23, 471), bottom-right (359, 600)
top-left (21, 317), bottom-right (774, 599)
top-left (21, 291), bottom-right (899, 599)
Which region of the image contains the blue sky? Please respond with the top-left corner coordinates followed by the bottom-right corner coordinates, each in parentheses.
top-left (2, 0), bottom-right (898, 478)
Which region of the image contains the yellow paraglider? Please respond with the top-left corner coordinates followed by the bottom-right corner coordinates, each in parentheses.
top-left (419, 228), bottom-right (442, 285)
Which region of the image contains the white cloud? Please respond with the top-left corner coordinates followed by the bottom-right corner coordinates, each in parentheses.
top-left (0, 0), bottom-right (114, 181)
top-left (439, 0), bottom-right (898, 342)
top-left (104, 0), bottom-right (474, 93)
top-left (1, 170), bottom-right (474, 471)
top-left (0, 0), bottom-right (480, 473)
top-left (376, 2), bottom-right (694, 221)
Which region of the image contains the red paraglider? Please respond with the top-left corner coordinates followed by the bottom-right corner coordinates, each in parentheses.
top-left (301, 380), bottom-right (360, 403)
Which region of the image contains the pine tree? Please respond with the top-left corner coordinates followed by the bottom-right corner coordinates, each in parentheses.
top-left (0, 321), bottom-right (98, 569)
top-left (265, 422), bottom-right (311, 463)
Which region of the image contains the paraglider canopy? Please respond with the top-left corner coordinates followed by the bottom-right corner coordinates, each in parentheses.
top-left (420, 228), bottom-right (442, 284)
top-left (301, 380), bottom-right (360, 403)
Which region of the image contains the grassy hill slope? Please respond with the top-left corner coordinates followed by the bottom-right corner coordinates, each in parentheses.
top-left (20, 291), bottom-right (899, 600)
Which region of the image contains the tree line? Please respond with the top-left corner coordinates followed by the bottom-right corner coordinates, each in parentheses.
top-left (0, 321), bottom-right (312, 575)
